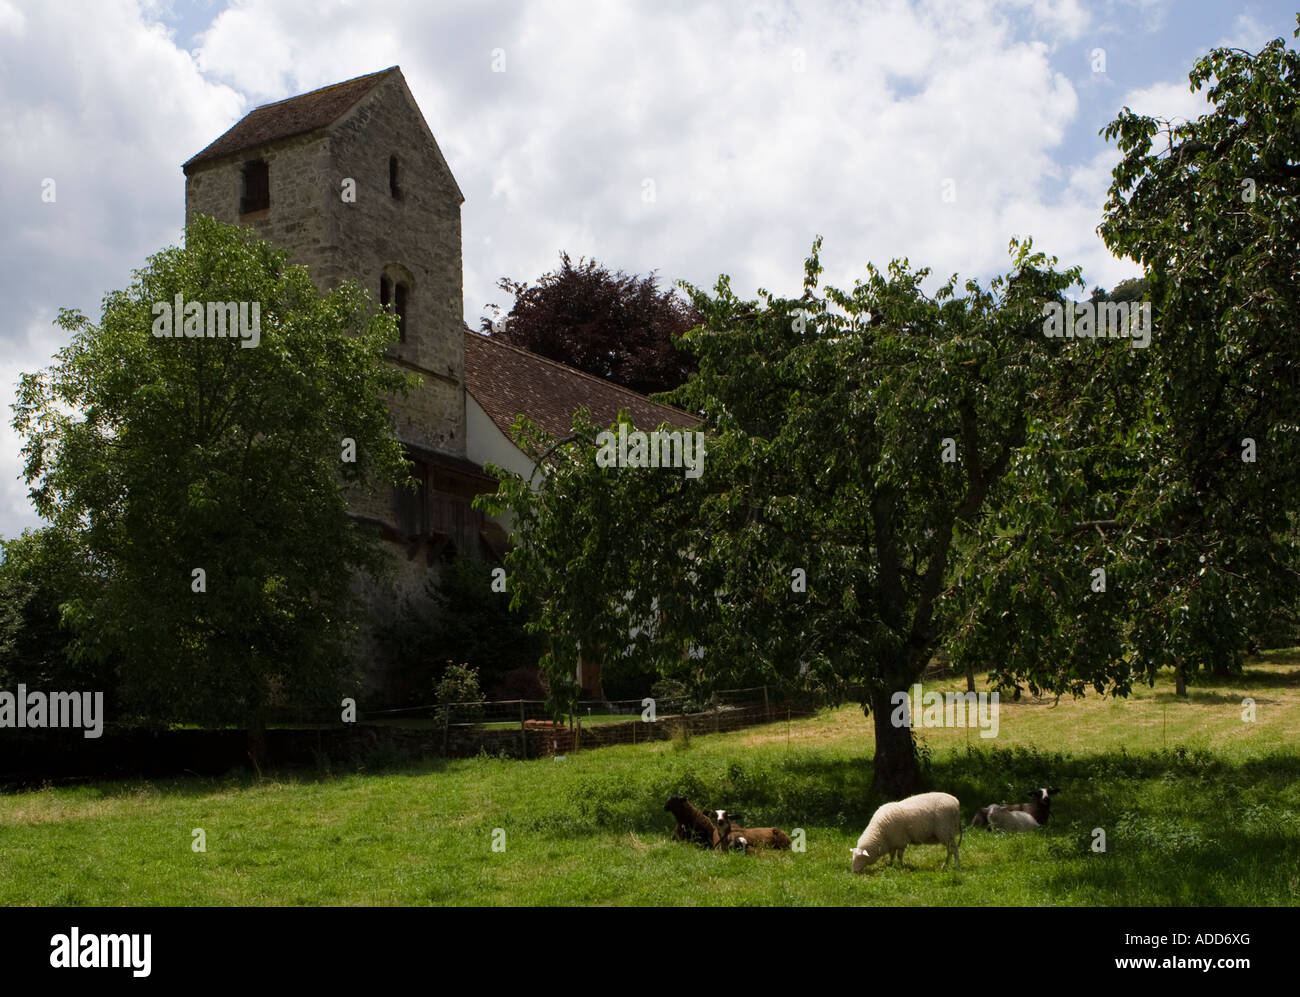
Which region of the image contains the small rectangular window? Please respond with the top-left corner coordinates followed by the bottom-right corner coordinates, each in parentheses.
top-left (240, 160), bottom-right (269, 214)
top-left (394, 283), bottom-right (408, 343)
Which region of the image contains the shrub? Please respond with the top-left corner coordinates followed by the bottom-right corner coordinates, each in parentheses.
top-left (650, 677), bottom-right (711, 714)
top-left (435, 662), bottom-right (485, 724)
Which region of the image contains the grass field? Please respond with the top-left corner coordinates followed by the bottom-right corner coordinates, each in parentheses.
top-left (2, 652), bottom-right (1298, 906)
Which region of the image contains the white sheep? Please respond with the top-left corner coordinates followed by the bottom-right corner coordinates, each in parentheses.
top-left (850, 791), bottom-right (961, 872)
top-left (987, 804), bottom-right (1041, 832)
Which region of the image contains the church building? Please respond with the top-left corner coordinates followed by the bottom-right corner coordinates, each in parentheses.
top-left (181, 67), bottom-right (692, 699)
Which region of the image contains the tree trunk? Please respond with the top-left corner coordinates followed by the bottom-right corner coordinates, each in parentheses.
top-left (577, 648), bottom-right (606, 702)
top-left (247, 716), bottom-right (267, 775)
top-left (1174, 664), bottom-right (1187, 698)
top-left (965, 660), bottom-right (976, 694)
top-left (870, 687), bottom-right (922, 797)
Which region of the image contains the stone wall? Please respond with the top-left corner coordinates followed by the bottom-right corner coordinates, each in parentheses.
top-left (183, 73), bottom-right (468, 478)
top-left (184, 131), bottom-right (334, 266)
top-left (324, 73), bottom-right (467, 444)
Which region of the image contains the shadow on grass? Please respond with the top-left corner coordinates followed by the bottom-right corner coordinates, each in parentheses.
top-left (1151, 690), bottom-right (1282, 705)
top-left (518, 743), bottom-right (1300, 864)
top-left (561, 744), bottom-right (1300, 901)
top-left (1038, 821), bottom-right (1300, 905)
top-left (1185, 661), bottom-right (1300, 690)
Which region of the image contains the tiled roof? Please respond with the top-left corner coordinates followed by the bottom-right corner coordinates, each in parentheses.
top-left (183, 67), bottom-right (400, 173)
top-left (464, 329), bottom-right (699, 445)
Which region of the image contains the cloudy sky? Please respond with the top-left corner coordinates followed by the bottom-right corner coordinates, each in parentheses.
top-left (2, 0), bottom-right (1297, 541)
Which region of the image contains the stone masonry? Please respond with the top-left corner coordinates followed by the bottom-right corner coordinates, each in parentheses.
top-left (182, 68), bottom-right (474, 695)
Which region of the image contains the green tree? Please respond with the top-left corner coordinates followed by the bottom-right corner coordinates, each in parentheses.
top-left (482, 26), bottom-right (1300, 789)
top-left (1093, 24), bottom-right (1300, 692)
top-left (949, 27), bottom-right (1300, 700)
top-left (0, 527), bottom-right (114, 701)
top-left (483, 239), bottom-right (1098, 795)
top-left (12, 215), bottom-right (413, 756)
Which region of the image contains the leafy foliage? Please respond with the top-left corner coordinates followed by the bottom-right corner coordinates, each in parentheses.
top-left (1088, 25), bottom-right (1300, 685)
top-left (11, 215), bottom-right (413, 733)
top-left (482, 252), bottom-right (701, 395)
top-left (945, 27), bottom-right (1300, 697)
top-left (484, 24), bottom-right (1300, 781)
top-left (378, 552), bottom-right (544, 705)
top-left (0, 528), bottom-right (118, 704)
top-left (435, 662), bottom-right (485, 724)
top-left (481, 236), bottom-right (1100, 794)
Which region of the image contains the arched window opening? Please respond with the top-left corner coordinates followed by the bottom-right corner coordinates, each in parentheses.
top-left (394, 282), bottom-right (408, 342)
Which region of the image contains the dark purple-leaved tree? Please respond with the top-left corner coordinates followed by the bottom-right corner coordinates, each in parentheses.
top-left (482, 253), bottom-right (700, 396)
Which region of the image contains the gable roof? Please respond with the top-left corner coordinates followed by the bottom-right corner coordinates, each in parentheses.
top-left (183, 67), bottom-right (400, 173)
top-left (464, 330), bottom-right (700, 445)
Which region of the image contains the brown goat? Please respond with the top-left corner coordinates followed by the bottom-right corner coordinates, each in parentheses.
top-left (715, 811), bottom-right (792, 852)
top-left (665, 795), bottom-right (721, 848)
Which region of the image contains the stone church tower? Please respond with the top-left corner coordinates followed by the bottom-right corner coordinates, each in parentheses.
top-left (183, 68), bottom-right (497, 697)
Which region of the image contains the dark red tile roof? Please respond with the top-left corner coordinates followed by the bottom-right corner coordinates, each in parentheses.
top-left (464, 330), bottom-right (699, 444)
top-left (183, 67), bottom-right (400, 173)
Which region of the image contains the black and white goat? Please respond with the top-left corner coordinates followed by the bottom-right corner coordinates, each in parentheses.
top-left (971, 787), bottom-right (1057, 831)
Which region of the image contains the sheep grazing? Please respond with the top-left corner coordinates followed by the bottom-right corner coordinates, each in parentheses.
top-left (714, 810), bottom-right (792, 852)
top-left (971, 787), bottom-right (1057, 831)
top-left (850, 791), bottom-right (961, 872)
top-left (664, 795), bottom-right (721, 848)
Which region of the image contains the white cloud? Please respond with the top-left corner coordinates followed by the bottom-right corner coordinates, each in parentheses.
top-left (0, 0), bottom-right (241, 538)
top-left (0, 0), bottom-right (1259, 539)
top-left (1122, 78), bottom-right (1215, 128)
top-left (0, 0), bottom-right (25, 36)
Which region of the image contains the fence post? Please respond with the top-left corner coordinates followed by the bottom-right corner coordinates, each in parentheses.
top-left (763, 685), bottom-right (770, 720)
top-left (519, 700), bottom-right (527, 759)
top-left (442, 707), bottom-right (450, 756)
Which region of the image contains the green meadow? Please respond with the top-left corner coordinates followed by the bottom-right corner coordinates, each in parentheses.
top-left (2, 652), bottom-right (1298, 906)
